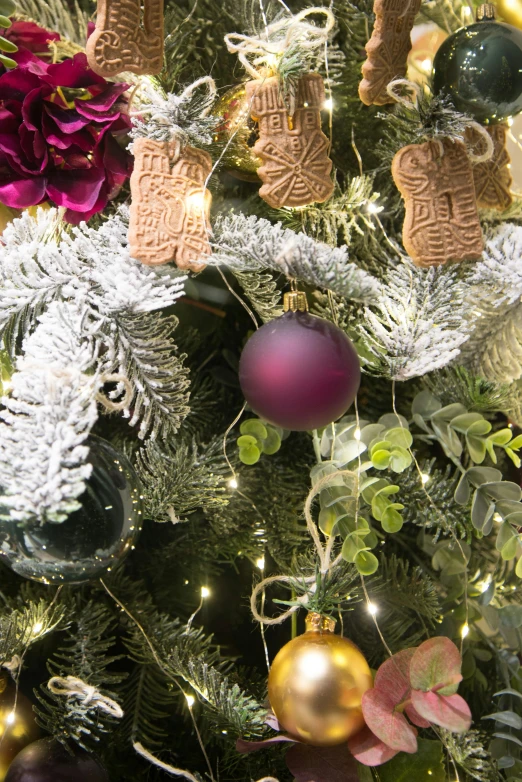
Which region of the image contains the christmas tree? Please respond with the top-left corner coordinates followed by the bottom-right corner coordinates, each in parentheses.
top-left (1, 0), bottom-right (522, 779)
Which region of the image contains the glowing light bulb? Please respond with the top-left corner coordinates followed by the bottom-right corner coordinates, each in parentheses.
top-left (353, 428), bottom-right (361, 440)
top-left (323, 97), bottom-right (333, 111)
top-left (461, 623), bottom-right (469, 639)
top-left (228, 477), bottom-right (238, 490)
top-left (420, 57), bottom-right (432, 72)
top-left (367, 602), bottom-right (378, 616)
top-left (201, 586), bottom-right (210, 599)
top-left (32, 622), bottom-right (43, 635)
top-left (421, 473), bottom-right (430, 485)
top-left (185, 694), bottom-right (195, 708)
top-left (480, 578), bottom-right (492, 593)
top-left (256, 557), bottom-right (265, 570)
top-left (6, 712), bottom-right (15, 725)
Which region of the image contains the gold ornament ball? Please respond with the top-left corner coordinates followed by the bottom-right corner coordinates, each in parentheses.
top-left (0, 677), bottom-right (39, 781)
top-left (212, 84), bottom-right (261, 181)
top-left (497, 0), bottom-right (522, 28)
top-left (268, 613), bottom-right (373, 747)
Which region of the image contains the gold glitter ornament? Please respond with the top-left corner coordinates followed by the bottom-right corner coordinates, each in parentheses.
top-left (268, 613), bottom-right (372, 746)
top-left (0, 677), bottom-right (39, 780)
top-left (212, 84), bottom-right (261, 181)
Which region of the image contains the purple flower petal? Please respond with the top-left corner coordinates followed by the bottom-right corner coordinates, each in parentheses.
top-left (99, 132), bottom-right (132, 176)
top-left (0, 68), bottom-right (41, 101)
top-left (19, 125), bottom-right (47, 172)
top-left (0, 175), bottom-right (46, 207)
top-left (42, 111), bottom-right (94, 151)
top-left (44, 101), bottom-right (90, 134)
top-left (22, 87), bottom-right (46, 132)
top-left (0, 133), bottom-right (22, 158)
top-left (74, 82), bottom-right (129, 120)
top-left (46, 53), bottom-right (105, 88)
top-left (0, 107), bottom-right (19, 134)
top-left (47, 166), bottom-right (105, 210)
top-left (4, 21), bottom-right (60, 56)
top-left (64, 187), bottom-right (107, 224)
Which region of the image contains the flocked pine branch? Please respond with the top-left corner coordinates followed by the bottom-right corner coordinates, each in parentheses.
top-left (0, 597), bottom-right (66, 667)
top-left (0, 303), bottom-right (99, 523)
top-left (210, 213), bottom-right (379, 303)
top-left (0, 207), bottom-right (190, 439)
top-left (360, 262), bottom-right (471, 380)
top-left (14, 0), bottom-right (89, 45)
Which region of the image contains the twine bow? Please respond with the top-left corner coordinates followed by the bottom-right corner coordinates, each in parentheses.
top-left (225, 7), bottom-right (335, 81)
top-left (48, 675), bottom-right (124, 718)
top-left (251, 469), bottom-right (356, 626)
top-left (386, 78), bottom-right (494, 164)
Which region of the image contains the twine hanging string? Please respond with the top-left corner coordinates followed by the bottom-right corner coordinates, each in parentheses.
top-left (386, 78), bottom-right (494, 164)
top-left (47, 675), bottom-right (124, 718)
top-left (251, 469), bottom-right (357, 626)
top-left (224, 7), bottom-right (335, 82)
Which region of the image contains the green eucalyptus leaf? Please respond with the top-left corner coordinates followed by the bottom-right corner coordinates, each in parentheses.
top-left (389, 446), bottom-right (413, 473)
top-left (334, 439), bottom-right (367, 465)
top-left (467, 419), bottom-right (492, 436)
top-left (237, 435), bottom-right (257, 448)
top-left (501, 536), bottom-right (520, 561)
top-left (381, 507), bottom-right (404, 533)
top-left (432, 403), bottom-right (467, 421)
top-left (371, 449), bottom-right (392, 470)
top-left (467, 466), bottom-right (503, 487)
top-left (359, 423), bottom-right (386, 445)
top-left (319, 507), bottom-right (338, 536)
top-left (450, 412), bottom-right (486, 433)
top-left (370, 439), bottom-right (392, 456)
top-left (0, 0), bottom-right (16, 15)
top-left (489, 428), bottom-right (514, 446)
top-left (0, 52), bottom-right (16, 67)
top-left (466, 434), bottom-right (487, 464)
top-left (432, 420), bottom-right (463, 458)
top-left (507, 448), bottom-right (522, 468)
top-left (483, 482), bottom-right (522, 502)
top-left (516, 556), bottom-right (522, 578)
top-left (484, 711), bottom-right (522, 730)
top-left (354, 549), bottom-right (379, 575)
top-left (0, 36), bottom-right (17, 52)
top-left (471, 489), bottom-right (495, 531)
top-left (0, 15), bottom-right (12, 27)
top-left (498, 605), bottom-right (522, 628)
top-left (496, 522), bottom-right (518, 552)
top-left (378, 412), bottom-right (409, 429)
top-left (510, 434), bottom-right (522, 449)
top-left (412, 390), bottom-right (442, 418)
top-left (341, 535), bottom-right (367, 563)
top-left (239, 444), bottom-right (261, 465)
top-left (361, 478), bottom-right (388, 503)
top-left (412, 412), bottom-right (431, 433)
top-left (385, 427), bottom-right (413, 449)
top-left (261, 427), bottom-right (281, 455)
top-left (240, 419), bottom-right (268, 439)
top-left (454, 473), bottom-right (470, 505)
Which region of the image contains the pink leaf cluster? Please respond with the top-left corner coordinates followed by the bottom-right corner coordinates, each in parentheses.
top-left (348, 637), bottom-right (472, 767)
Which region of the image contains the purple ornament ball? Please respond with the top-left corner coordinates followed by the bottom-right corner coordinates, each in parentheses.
top-left (239, 312), bottom-right (361, 431)
top-left (5, 738), bottom-right (109, 782)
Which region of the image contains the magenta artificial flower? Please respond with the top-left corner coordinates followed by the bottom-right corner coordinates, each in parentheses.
top-left (0, 49), bottom-right (132, 223)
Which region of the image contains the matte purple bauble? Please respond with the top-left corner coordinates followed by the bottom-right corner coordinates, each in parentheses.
top-left (239, 312), bottom-right (361, 431)
top-left (5, 738), bottom-right (109, 782)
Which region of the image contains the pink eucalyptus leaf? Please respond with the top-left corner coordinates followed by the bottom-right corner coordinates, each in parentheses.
top-left (404, 703), bottom-right (431, 729)
top-left (285, 742), bottom-right (359, 782)
top-left (374, 649), bottom-right (415, 704)
top-left (235, 735), bottom-right (297, 754)
top-left (410, 637), bottom-right (463, 696)
top-left (362, 689), bottom-right (418, 753)
top-left (0, 175), bottom-right (46, 207)
top-left (348, 726), bottom-right (399, 767)
top-left (265, 713), bottom-right (281, 731)
top-left (411, 690), bottom-right (471, 733)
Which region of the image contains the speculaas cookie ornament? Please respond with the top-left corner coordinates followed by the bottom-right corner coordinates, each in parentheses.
top-left (359, 0), bottom-right (422, 106)
top-left (245, 74), bottom-right (334, 209)
top-left (86, 0), bottom-right (164, 77)
top-left (467, 124), bottom-right (513, 211)
top-left (129, 138), bottom-right (211, 272)
top-left (391, 138), bottom-right (484, 266)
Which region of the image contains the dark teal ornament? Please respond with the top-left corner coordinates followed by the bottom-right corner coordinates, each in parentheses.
top-left (0, 436), bottom-right (143, 584)
top-left (432, 16), bottom-right (522, 124)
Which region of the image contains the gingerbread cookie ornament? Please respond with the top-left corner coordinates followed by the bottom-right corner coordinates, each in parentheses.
top-left (129, 138), bottom-right (212, 272)
top-left (87, 0), bottom-right (164, 77)
top-left (359, 0), bottom-right (422, 106)
top-left (468, 124), bottom-right (513, 211)
top-left (246, 74), bottom-right (334, 209)
top-left (392, 138), bottom-right (484, 266)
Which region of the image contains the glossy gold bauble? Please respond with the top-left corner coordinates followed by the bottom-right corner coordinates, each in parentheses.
top-left (212, 84), bottom-right (261, 181)
top-left (496, 0), bottom-right (522, 28)
top-left (0, 677), bottom-right (39, 781)
top-left (268, 613), bottom-right (372, 747)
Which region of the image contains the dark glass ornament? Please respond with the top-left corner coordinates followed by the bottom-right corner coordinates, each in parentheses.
top-left (239, 305), bottom-right (361, 432)
top-left (432, 18), bottom-right (522, 124)
top-left (5, 738), bottom-right (109, 782)
top-left (0, 678), bottom-right (39, 781)
top-left (0, 436), bottom-right (142, 584)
